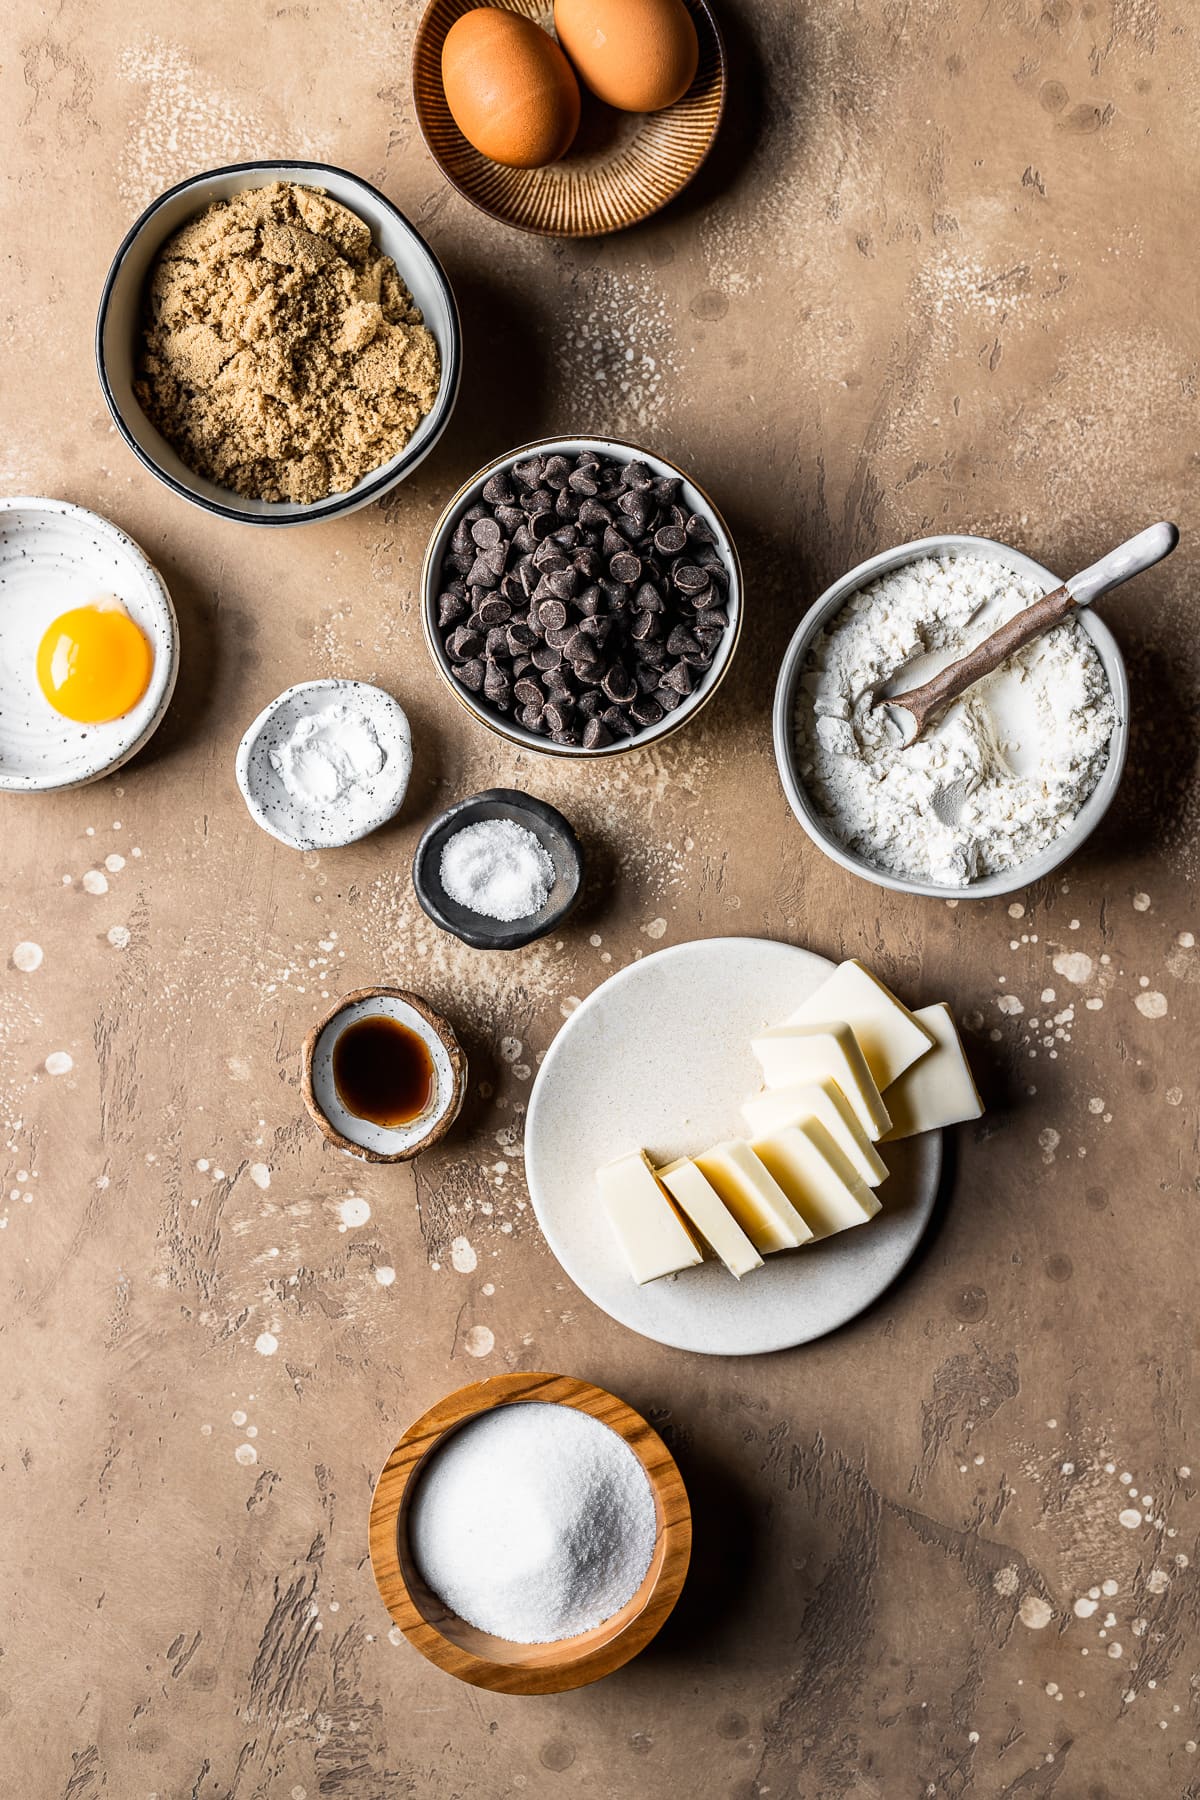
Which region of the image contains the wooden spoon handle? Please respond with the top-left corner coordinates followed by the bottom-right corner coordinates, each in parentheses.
top-left (887, 583), bottom-right (1076, 740)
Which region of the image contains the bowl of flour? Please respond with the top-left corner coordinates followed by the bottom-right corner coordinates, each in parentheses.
top-left (774, 535), bottom-right (1128, 898)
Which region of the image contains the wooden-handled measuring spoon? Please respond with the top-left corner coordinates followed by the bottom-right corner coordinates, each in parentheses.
top-left (879, 522), bottom-right (1179, 745)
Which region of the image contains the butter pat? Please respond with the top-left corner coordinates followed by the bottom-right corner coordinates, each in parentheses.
top-left (692, 1140), bottom-right (813, 1253)
top-left (741, 1077), bottom-right (889, 1187)
top-left (881, 1003), bottom-right (984, 1140)
top-left (598, 1150), bottom-right (703, 1284)
top-left (750, 1022), bottom-right (892, 1142)
top-left (784, 959), bottom-right (933, 1087)
top-left (659, 1158), bottom-right (764, 1279)
top-left (753, 1120), bottom-right (882, 1240)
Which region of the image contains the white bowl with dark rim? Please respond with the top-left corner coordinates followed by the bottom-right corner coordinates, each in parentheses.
top-left (96, 161), bottom-right (462, 527)
top-left (772, 533), bottom-right (1130, 901)
top-left (421, 435), bottom-right (742, 757)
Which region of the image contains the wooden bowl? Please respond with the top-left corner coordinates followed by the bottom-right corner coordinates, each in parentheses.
top-left (368, 1371), bottom-right (692, 1692)
top-left (411, 0), bottom-right (726, 237)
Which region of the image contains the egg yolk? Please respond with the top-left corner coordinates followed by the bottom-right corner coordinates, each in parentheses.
top-left (36, 604), bottom-right (153, 725)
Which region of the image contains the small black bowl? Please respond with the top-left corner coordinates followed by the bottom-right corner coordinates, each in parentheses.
top-left (412, 788), bottom-right (585, 951)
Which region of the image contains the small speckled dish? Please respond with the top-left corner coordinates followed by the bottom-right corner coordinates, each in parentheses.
top-left (412, 788), bottom-right (584, 950)
top-left (235, 679), bottom-right (413, 851)
top-left (302, 987), bottom-right (467, 1162)
top-left (0, 496), bottom-right (179, 793)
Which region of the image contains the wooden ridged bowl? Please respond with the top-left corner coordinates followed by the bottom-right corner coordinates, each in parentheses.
top-left (411, 0), bottom-right (726, 237)
top-left (368, 1371), bottom-right (692, 1693)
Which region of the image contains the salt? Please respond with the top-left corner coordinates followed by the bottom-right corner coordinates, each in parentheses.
top-left (407, 1402), bottom-right (657, 1643)
top-left (440, 818), bottom-right (555, 922)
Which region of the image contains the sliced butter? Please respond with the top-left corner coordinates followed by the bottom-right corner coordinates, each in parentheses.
top-left (881, 1002), bottom-right (984, 1140)
top-left (753, 1120), bottom-right (882, 1241)
top-left (692, 1140), bottom-right (813, 1254)
top-left (659, 1157), bottom-right (764, 1279)
top-left (741, 1077), bottom-right (889, 1187)
top-left (598, 1150), bottom-right (703, 1284)
top-left (750, 1021), bottom-right (892, 1142)
top-left (784, 958), bottom-right (934, 1087)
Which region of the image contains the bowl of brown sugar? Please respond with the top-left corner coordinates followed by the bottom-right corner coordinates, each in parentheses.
top-left (96, 162), bottom-right (461, 526)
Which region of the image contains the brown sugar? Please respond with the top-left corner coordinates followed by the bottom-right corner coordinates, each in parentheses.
top-left (134, 182), bottom-right (441, 505)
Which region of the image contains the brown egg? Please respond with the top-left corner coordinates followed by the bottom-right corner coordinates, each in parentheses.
top-left (553, 0), bottom-right (699, 112)
top-left (441, 8), bottom-right (581, 169)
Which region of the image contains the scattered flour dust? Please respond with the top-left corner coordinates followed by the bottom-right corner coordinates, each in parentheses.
top-left (450, 1236), bottom-right (478, 1274)
top-left (1019, 1595), bottom-right (1054, 1630)
top-left (463, 1324), bottom-right (495, 1358)
top-left (334, 1196), bottom-right (371, 1232)
top-left (248, 1163), bottom-right (271, 1190)
top-left (44, 1051), bottom-right (73, 1076)
top-left (12, 942), bottom-right (43, 972)
top-left (115, 40), bottom-right (329, 208)
top-left (374, 1265), bottom-right (396, 1286)
top-left (1135, 991), bottom-right (1168, 1020)
top-left (254, 1331), bottom-right (278, 1356)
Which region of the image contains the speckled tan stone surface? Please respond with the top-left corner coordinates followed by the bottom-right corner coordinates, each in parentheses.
top-left (2, 3), bottom-right (1198, 1796)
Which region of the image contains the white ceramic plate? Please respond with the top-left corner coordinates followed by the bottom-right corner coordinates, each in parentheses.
top-left (526, 938), bottom-right (942, 1355)
top-left (0, 497), bottom-right (179, 792)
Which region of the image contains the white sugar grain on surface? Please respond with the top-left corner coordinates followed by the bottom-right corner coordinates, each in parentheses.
top-left (408, 1402), bottom-right (657, 1643)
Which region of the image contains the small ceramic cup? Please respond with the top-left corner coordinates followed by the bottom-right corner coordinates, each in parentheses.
top-left (772, 533), bottom-right (1130, 901)
top-left (412, 787), bottom-right (585, 950)
top-left (302, 987), bottom-right (467, 1162)
top-left (236, 679), bottom-right (413, 852)
top-left (96, 161), bottom-right (461, 526)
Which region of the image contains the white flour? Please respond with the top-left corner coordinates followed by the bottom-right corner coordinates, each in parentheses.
top-left (794, 555), bottom-right (1116, 886)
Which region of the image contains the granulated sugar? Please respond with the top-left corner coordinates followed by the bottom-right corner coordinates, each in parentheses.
top-left (407, 1402), bottom-right (657, 1642)
top-left (794, 554), bottom-right (1116, 886)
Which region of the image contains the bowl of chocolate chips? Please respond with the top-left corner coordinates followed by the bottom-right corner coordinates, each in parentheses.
top-left (421, 436), bottom-right (741, 754)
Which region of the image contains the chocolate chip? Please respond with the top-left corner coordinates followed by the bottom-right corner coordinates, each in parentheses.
top-left (667, 625), bottom-right (701, 657)
top-left (438, 592), bottom-right (468, 628)
top-left (583, 716), bottom-right (613, 749)
top-left (447, 626), bottom-right (483, 661)
top-left (672, 563), bottom-right (709, 594)
top-left (531, 644), bottom-right (563, 672)
top-left (470, 517), bottom-right (501, 549)
top-left (602, 663), bottom-right (637, 703)
top-left (685, 512), bottom-right (718, 543)
top-left (543, 700), bottom-right (573, 734)
top-left (569, 469), bottom-right (599, 495)
top-left (477, 596), bottom-right (511, 625)
top-left (629, 694), bottom-right (664, 727)
top-left (529, 509), bottom-right (557, 540)
top-left (514, 676), bottom-right (544, 707)
top-left (665, 660), bottom-right (696, 696)
top-left (512, 456), bottom-right (544, 488)
top-left (609, 552), bottom-right (642, 584)
top-left (656, 684), bottom-right (684, 713)
top-left (507, 621), bottom-right (537, 652)
top-left (654, 524), bottom-right (687, 555)
top-left (454, 658), bottom-right (485, 692)
top-left (536, 598), bottom-right (568, 633)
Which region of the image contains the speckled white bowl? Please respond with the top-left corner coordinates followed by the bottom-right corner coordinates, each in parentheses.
top-left (0, 496), bottom-right (179, 793)
top-left (302, 987), bottom-right (467, 1162)
top-left (96, 161), bottom-right (461, 526)
top-left (773, 533), bottom-right (1130, 901)
top-left (235, 678), bottom-right (413, 852)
